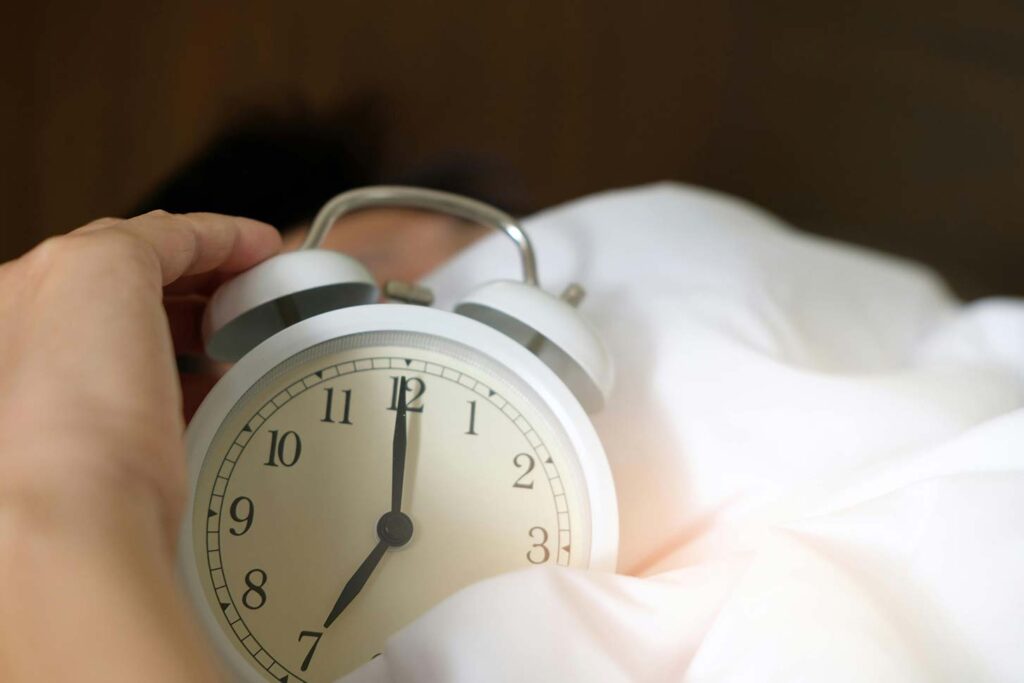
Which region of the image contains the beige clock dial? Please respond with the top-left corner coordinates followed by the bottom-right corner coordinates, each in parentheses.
top-left (192, 331), bottom-right (589, 682)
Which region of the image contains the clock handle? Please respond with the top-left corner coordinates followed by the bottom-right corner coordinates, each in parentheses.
top-left (203, 185), bottom-right (612, 412)
top-left (301, 187), bottom-right (611, 412)
top-left (302, 185), bottom-right (540, 287)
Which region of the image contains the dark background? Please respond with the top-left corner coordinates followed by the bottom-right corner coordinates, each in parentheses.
top-left (2, 1), bottom-right (1022, 297)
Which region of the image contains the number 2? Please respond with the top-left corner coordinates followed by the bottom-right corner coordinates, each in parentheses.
top-left (513, 453), bottom-right (535, 489)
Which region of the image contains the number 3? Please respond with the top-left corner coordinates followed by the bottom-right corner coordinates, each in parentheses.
top-left (527, 526), bottom-right (550, 564)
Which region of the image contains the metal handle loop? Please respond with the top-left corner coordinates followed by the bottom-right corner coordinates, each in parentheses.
top-left (302, 186), bottom-right (539, 286)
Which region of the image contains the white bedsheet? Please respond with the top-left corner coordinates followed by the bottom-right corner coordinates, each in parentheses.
top-left (340, 183), bottom-right (1024, 682)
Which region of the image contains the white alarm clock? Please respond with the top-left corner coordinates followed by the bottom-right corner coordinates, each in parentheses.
top-left (178, 187), bottom-right (619, 682)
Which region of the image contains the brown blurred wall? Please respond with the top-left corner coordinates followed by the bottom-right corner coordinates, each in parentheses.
top-left (1, 1), bottom-right (1022, 297)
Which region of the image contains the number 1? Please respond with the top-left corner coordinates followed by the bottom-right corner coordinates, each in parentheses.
top-left (466, 400), bottom-right (478, 435)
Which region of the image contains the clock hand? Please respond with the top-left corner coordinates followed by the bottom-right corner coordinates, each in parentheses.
top-left (323, 538), bottom-right (389, 629)
top-left (323, 380), bottom-right (416, 630)
top-left (391, 377), bottom-right (408, 513)
top-left (322, 510), bottom-right (415, 629)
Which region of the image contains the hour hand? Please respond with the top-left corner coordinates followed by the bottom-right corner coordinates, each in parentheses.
top-left (323, 539), bottom-right (388, 629)
top-left (322, 510), bottom-right (414, 629)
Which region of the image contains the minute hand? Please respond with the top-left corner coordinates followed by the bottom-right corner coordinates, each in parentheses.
top-left (391, 377), bottom-right (408, 513)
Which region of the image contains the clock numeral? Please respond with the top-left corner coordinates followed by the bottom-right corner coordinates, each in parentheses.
top-left (466, 400), bottom-right (478, 435)
top-left (265, 429), bottom-right (302, 467)
top-left (513, 452), bottom-right (535, 489)
top-left (527, 526), bottom-right (550, 564)
top-left (228, 496), bottom-right (254, 536)
top-left (298, 630), bottom-right (323, 672)
top-left (388, 376), bottom-right (425, 412)
top-left (242, 568), bottom-right (267, 609)
top-left (322, 387), bottom-right (353, 425)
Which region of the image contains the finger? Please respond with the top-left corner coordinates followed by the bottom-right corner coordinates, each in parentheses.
top-left (164, 296), bottom-right (206, 355)
top-left (163, 266), bottom-right (250, 297)
top-left (163, 271), bottom-right (225, 297)
top-left (104, 210), bottom-right (282, 287)
top-left (73, 217), bottom-right (124, 233)
top-left (164, 219), bottom-right (295, 296)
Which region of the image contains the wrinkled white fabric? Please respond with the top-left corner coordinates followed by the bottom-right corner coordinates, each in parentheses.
top-left (340, 183), bottom-right (1024, 683)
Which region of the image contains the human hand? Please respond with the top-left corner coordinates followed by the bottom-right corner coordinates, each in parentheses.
top-left (0, 211), bottom-right (280, 681)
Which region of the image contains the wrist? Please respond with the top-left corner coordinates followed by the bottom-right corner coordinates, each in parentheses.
top-left (0, 474), bottom-right (220, 682)
top-left (0, 424), bottom-right (184, 553)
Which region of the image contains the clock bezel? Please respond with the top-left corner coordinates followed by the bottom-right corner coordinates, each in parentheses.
top-left (178, 303), bottom-right (619, 682)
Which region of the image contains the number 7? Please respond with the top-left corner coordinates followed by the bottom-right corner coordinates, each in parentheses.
top-left (298, 630), bottom-right (323, 672)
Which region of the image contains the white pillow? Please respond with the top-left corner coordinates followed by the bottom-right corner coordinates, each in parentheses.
top-left (342, 183), bottom-right (1024, 682)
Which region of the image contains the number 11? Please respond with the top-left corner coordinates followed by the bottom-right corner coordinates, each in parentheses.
top-left (322, 387), bottom-right (353, 425)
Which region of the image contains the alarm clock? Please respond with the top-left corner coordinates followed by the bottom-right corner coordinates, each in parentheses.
top-left (178, 186), bottom-right (619, 682)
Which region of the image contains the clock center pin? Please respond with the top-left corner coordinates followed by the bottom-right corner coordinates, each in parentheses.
top-left (377, 511), bottom-right (414, 547)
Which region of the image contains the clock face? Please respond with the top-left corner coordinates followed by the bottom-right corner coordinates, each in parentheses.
top-left (192, 331), bottom-right (590, 682)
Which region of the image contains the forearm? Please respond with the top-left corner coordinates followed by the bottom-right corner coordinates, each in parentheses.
top-left (0, 483), bottom-right (223, 682)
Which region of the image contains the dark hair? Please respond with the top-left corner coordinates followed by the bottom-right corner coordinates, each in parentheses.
top-left (133, 102), bottom-right (529, 228)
